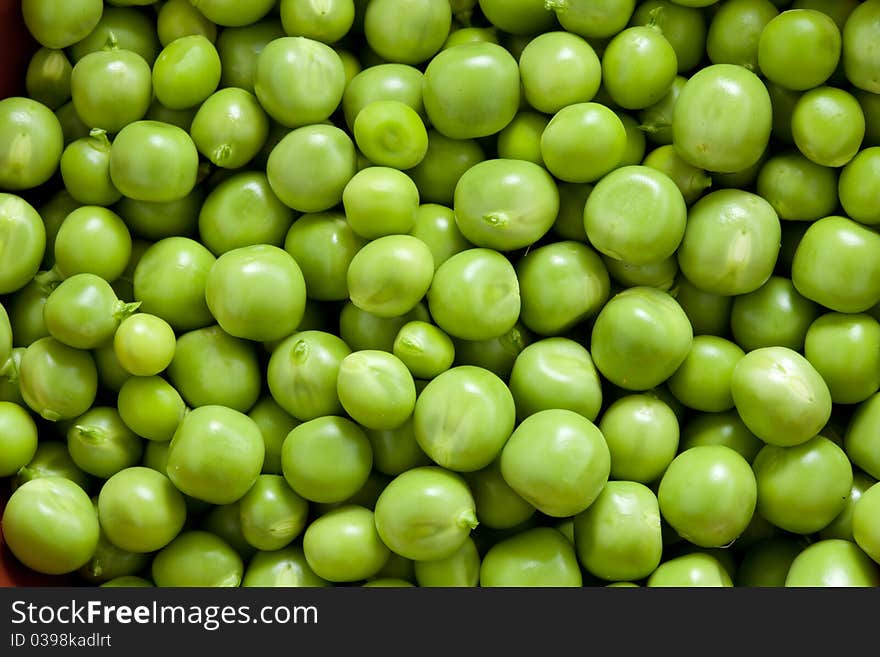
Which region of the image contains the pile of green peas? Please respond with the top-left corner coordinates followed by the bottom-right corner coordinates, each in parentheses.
top-left (1, 0), bottom-right (880, 588)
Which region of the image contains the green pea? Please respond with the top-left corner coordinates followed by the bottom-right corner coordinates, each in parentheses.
top-left (672, 274), bottom-right (733, 337)
top-left (152, 531), bottom-right (243, 587)
top-left (13, 440), bottom-right (91, 493)
top-left (641, 144), bottom-right (712, 206)
top-left (496, 111), bottom-right (548, 166)
top-left (679, 410), bottom-right (763, 463)
top-left (374, 466), bottom-right (478, 561)
top-left (427, 248), bottom-right (521, 342)
top-left (166, 405), bottom-right (265, 505)
top-left (413, 365), bottom-right (515, 473)
top-left (736, 537), bottom-right (806, 587)
top-left (216, 20), bottom-right (285, 94)
top-left (409, 204), bottom-right (472, 271)
top-left (730, 276), bottom-right (820, 352)
top-left (785, 539), bottom-right (879, 587)
top-left (508, 337), bottom-right (603, 423)
top-left (116, 376), bottom-right (186, 443)
top-left (480, 527), bottom-right (582, 587)
top-left (753, 436), bottom-right (853, 534)
top-left (364, 416), bottom-right (432, 477)
top-left (821, 471), bottom-right (878, 543)
top-left (805, 313), bottom-right (880, 405)
top-left (731, 346), bottom-right (832, 447)
top-left (516, 241), bottom-right (610, 337)
top-left (242, 546), bottom-right (331, 587)
top-left (0, 401), bottom-right (39, 478)
top-left (339, 302), bottom-right (430, 353)
top-left (667, 335), bottom-right (744, 412)
top-left (303, 505), bottom-right (390, 582)
top-left (199, 502), bottom-right (257, 561)
top-left (19, 336), bottom-right (97, 422)
top-left (464, 459), bottom-right (535, 531)
top-left (247, 396), bottom-right (299, 475)
top-left (583, 165), bottom-right (687, 266)
top-left (353, 100), bottom-right (428, 170)
top-left (407, 132), bottom-right (484, 206)
top-left (414, 536), bottom-right (481, 587)
top-left (79, 530), bottom-right (150, 584)
top-left (342, 166), bottom-right (420, 240)
top-left (157, 0), bottom-right (217, 46)
top-left (67, 406), bottom-right (144, 480)
top-left (501, 408), bottom-right (610, 518)
top-left (598, 393), bottom-right (680, 484)
top-left (756, 151), bottom-right (839, 222)
top-left (677, 189), bottom-right (781, 297)
top-left (552, 182), bottom-right (592, 243)
top-left (392, 321), bottom-right (455, 380)
top-left (590, 286), bottom-right (693, 391)
top-left (574, 481), bottom-right (663, 582)
top-left (152, 35), bottom-right (221, 110)
top-left (281, 416), bottom-right (372, 504)
top-left (239, 474), bottom-right (310, 552)
top-left (336, 350), bottom-right (416, 431)
top-left (658, 445), bottom-right (757, 548)
top-left (647, 553), bottom-right (734, 587)
top-left (844, 393), bottom-right (880, 480)
top-left (451, 323), bottom-right (532, 382)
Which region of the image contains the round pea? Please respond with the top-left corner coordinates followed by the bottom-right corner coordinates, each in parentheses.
top-left (590, 286), bottom-right (693, 391)
top-left (413, 365), bottom-right (515, 472)
top-left (303, 505), bottom-right (390, 582)
top-left (519, 31), bottom-right (601, 114)
top-left (667, 336), bottom-right (744, 412)
top-left (0, 194), bottom-right (46, 295)
top-left (242, 546), bottom-right (330, 587)
top-left (753, 436), bottom-right (853, 534)
top-left (337, 350), bottom-right (416, 431)
top-left (480, 527), bottom-right (582, 587)
top-left (785, 539), bottom-right (880, 587)
top-left (281, 416), bottom-right (372, 504)
top-left (464, 459), bottom-right (535, 531)
top-left (0, 401), bottom-right (39, 478)
top-left (414, 536), bottom-right (481, 587)
top-left (574, 481), bottom-right (663, 582)
top-left (19, 336), bottom-right (97, 422)
top-left (116, 375), bottom-right (186, 443)
top-left (239, 474), bottom-right (309, 552)
top-left (501, 409), bottom-right (610, 518)
top-left (805, 313), bottom-right (880, 405)
top-left (647, 552), bottom-right (734, 587)
top-left (67, 406), bottom-right (144, 480)
top-left (151, 531), bottom-right (243, 587)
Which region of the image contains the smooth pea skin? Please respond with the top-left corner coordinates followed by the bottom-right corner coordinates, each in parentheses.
top-left (422, 42), bottom-right (520, 139)
top-left (518, 31), bottom-right (601, 114)
top-left (364, 0), bottom-right (451, 65)
top-left (254, 36), bottom-right (345, 128)
top-left (647, 553), bottom-right (734, 587)
top-left (13, 441), bottom-right (90, 492)
top-left (116, 375), bottom-right (186, 442)
top-left (574, 481), bottom-right (663, 582)
top-left (71, 49), bottom-right (152, 134)
top-left (18, 336), bottom-right (97, 422)
top-left (392, 321), bottom-right (455, 380)
top-left (166, 405), bottom-right (265, 505)
top-left (757, 9), bottom-right (841, 91)
top-left (0, 477), bottom-right (99, 575)
top-left (110, 121), bottom-right (200, 203)
top-left (785, 539), bottom-right (880, 587)
top-left (414, 536), bottom-right (481, 587)
top-left (407, 133), bottom-right (484, 206)
top-left (281, 416), bottom-right (372, 504)
top-left (583, 165), bottom-right (687, 266)
top-left (167, 325), bottom-right (261, 412)
top-left (353, 100), bottom-right (428, 170)
top-left (0, 194), bottom-right (46, 295)
top-left (199, 172), bottom-right (294, 256)
top-left (464, 460), bottom-right (535, 530)
top-left (820, 470), bottom-right (877, 542)
top-left (754, 436), bottom-right (853, 534)
top-left (839, 147), bottom-right (880, 226)
top-left (267, 125), bottom-right (357, 214)
top-left (453, 159), bottom-right (559, 252)
top-left (846, 393), bottom-right (880, 480)
top-left (152, 35), bottom-right (221, 110)
top-left (516, 241), bottom-right (610, 336)
top-left (22, 0), bottom-right (103, 49)
top-left (205, 245), bottom-right (307, 343)
top-left (805, 313), bottom-right (880, 405)
top-left (480, 527), bottom-right (582, 587)
top-left (151, 531), bottom-right (244, 587)
top-left (413, 366), bottom-right (515, 472)
top-left (601, 25), bottom-right (679, 110)
top-left (853, 482), bottom-right (880, 565)
top-left (677, 189), bottom-right (781, 296)
top-left (374, 466), bottom-right (478, 561)
top-left (239, 474), bottom-right (309, 551)
top-left (667, 336), bottom-right (744, 412)
top-left (97, 466), bottom-right (186, 553)
top-left (347, 235), bottom-right (434, 318)
top-left (600, 394), bottom-right (680, 484)
top-left (242, 546), bottom-right (330, 587)
top-left (658, 445), bottom-right (757, 548)
top-left (337, 351), bottom-right (416, 431)
top-left (541, 103), bottom-right (627, 183)
top-left (730, 276), bottom-right (819, 352)
top-left (736, 536), bottom-right (806, 587)
top-left (672, 63), bottom-right (772, 173)
top-left (792, 216), bottom-right (880, 314)
top-left (0, 97), bottom-right (64, 192)
top-left (0, 402), bottom-right (38, 477)
top-left (303, 505), bottom-right (390, 582)
top-left (66, 406), bottom-right (143, 479)
top-left (190, 88), bottom-right (269, 169)
top-left (680, 410), bottom-right (763, 463)
top-left (267, 331), bottom-right (350, 421)
top-left (731, 346), bottom-right (832, 447)
top-left (427, 248), bottom-right (521, 342)
top-left (590, 287), bottom-right (693, 391)
top-left (843, 0), bottom-right (880, 94)
top-left (501, 409), bottom-right (610, 518)
top-left (113, 313), bottom-right (176, 377)
top-left (508, 338), bottom-right (603, 423)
